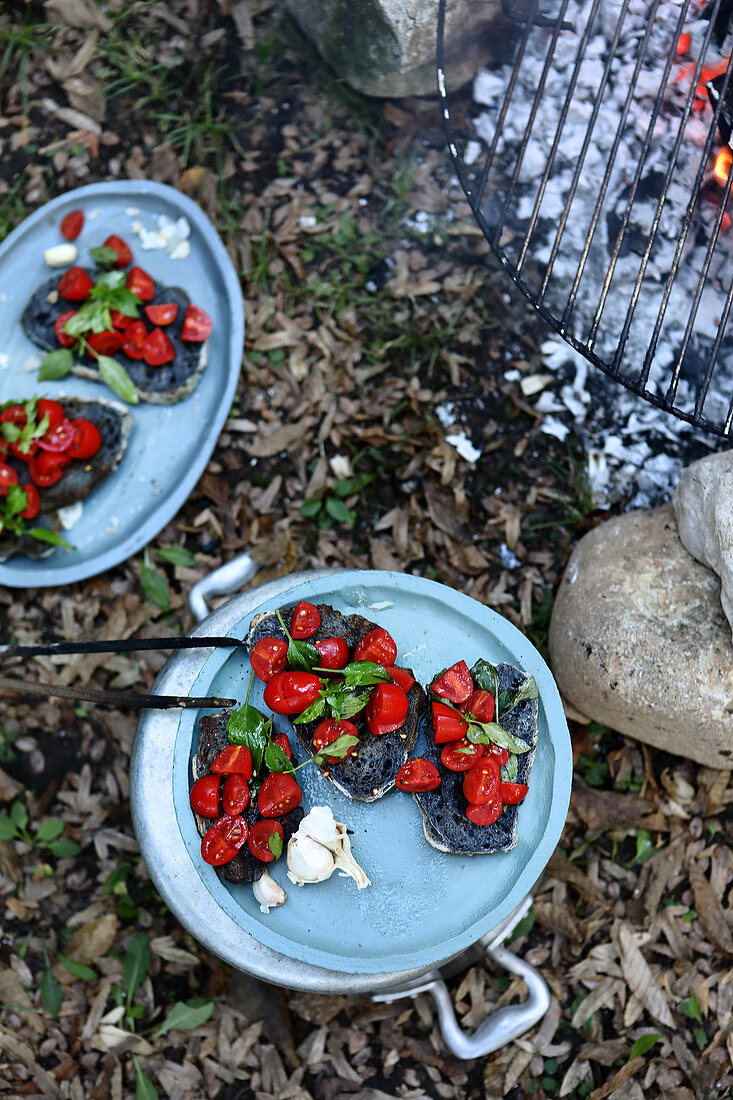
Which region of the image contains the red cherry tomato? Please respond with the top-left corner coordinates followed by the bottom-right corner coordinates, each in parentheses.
top-left (312, 718), bottom-right (358, 762)
top-left (487, 743), bottom-right (510, 767)
top-left (121, 320), bottom-right (148, 359)
top-left (201, 814), bottom-right (248, 865)
top-left (20, 483), bottom-right (40, 520)
top-left (395, 758), bottom-right (441, 792)
top-left (142, 327), bottom-right (175, 366)
top-left (440, 738), bottom-right (485, 772)
top-left (38, 418), bottom-right (75, 453)
top-left (209, 743), bottom-right (253, 779)
top-left (354, 627), bottom-right (397, 667)
top-left (222, 773), bottom-right (250, 815)
top-left (263, 672), bottom-right (322, 715)
top-left (29, 451), bottom-right (70, 488)
top-left (430, 660), bottom-right (473, 705)
top-left (54, 309), bottom-right (78, 348)
top-left (290, 600), bottom-right (320, 638)
top-left (0, 465), bottom-right (18, 496)
top-left (67, 418), bottom-right (102, 460)
top-left (181, 302), bottom-right (213, 342)
top-left (189, 774), bottom-right (221, 818)
top-left (258, 772), bottom-right (302, 818)
top-left (58, 266), bottom-right (93, 301)
top-left (273, 733), bottom-right (292, 759)
top-left (145, 302), bottom-right (178, 326)
top-left (500, 782), bottom-right (529, 805)
top-left (250, 637), bottom-right (288, 682)
top-left (365, 681), bottom-right (409, 736)
top-left (432, 701), bottom-right (469, 744)
top-left (9, 439), bottom-right (38, 462)
top-left (37, 399), bottom-right (65, 431)
top-left (386, 665), bottom-right (414, 692)
top-left (60, 210), bottom-right (84, 240)
top-left (125, 266), bottom-right (155, 301)
top-left (87, 328), bottom-right (124, 357)
top-left (462, 689), bottom-right (495, 723)
top-left (466, 797), bottom-right (503, 826)
top-left (463, 756), bottom-right (501, 806)
top-left (110, 309), bottom-right (135, 331)
top-left (247, 819), bottom-right (284, 863)
top-left (314, 636), bottom-right (349, 670)
top-left (102, 234), bottom-right (132, 266)
top-left (0, 404), bottom-right (25, 427)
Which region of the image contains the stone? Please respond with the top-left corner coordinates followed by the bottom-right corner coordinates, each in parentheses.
top-left (284, 0), bottom-right (509, 99)
top-left (548, 503), bottom-right (733, 769)
top-left (673, 448), bottom-right (733, 639)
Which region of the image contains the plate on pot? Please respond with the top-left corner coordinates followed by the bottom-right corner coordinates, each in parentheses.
top-left (0, 180), bottom-right (244, 587)
top-left (131, 570), bottom-right (572, 980)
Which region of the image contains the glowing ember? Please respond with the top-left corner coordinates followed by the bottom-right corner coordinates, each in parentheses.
top-left (714, 146), bottom-right (732, 185)
top-left (676, 33), bottom-right (691, 56)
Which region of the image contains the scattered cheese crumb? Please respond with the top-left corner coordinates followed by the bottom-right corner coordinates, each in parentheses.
top-left (57, 501), bottom-right (83, 530)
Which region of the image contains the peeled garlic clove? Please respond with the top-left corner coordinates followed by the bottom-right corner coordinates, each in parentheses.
top-left (252, 871), bottom-right (287, 914)
top-left (298, 805), bottom-right (339, 847)
top-left (287, 833), bottom-right (336, 885)
top-left (44, 243), bottom-right (78, 268)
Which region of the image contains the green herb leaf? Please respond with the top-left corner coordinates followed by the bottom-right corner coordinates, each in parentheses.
top-left (324, 496), bottom-right (355, 525)
top-left (633, 830), bottom-right (657, 865)
top-left (91, 270), bottom-right (127, 292)
top-left (57, 954), bottom-right (97, 981)
top-left (151, 999), bottom-right (214, 1037)
top-left (509, 676), bottom-right (539, 710)
top-left (156, 546), bottom-right (196, 567)
top-left (466, 722), bottom-right (530, 754)
top-left (629, 1033), bottom-right (661, 1059)
top-left (38, 348), bottom-right (73, 381)
top-left (501, 754), bottom-right (519, 782)
top-left (226, 705), bottom-right (269, 774)
top-left (680, 996), bottom-right (703, 1023)
top-left (11, 800), bottom-right (28, 830)
top-left (90, 245), bottom-right (121, 269)
top-left (331, 472), bottom-right (374, 497)
top-left (287, 636), bottom-right (319, 671)
top-left (27, 527), bottom-right (74, 549)
top-left (293, 695), bottom-right (326, 724)
top-left (140, 561), bottom-right (170, 611)
top-left (0, 422), bottom-right (20, 443)
top-left (339, 660), bottom-right (390, 688)
top-left (334, 688), bottom-right (372, 721)
top-left (300, 498), bottom-right (322, 518)
top-left (496, 688), bottom-right (514, 715)
top-left (268, 831), bottom-right (283, 859)
top-left (313, 733), bottom-right (359, 765)
top-left (96, 356), bottom-right (140, 404)
top-left (105, 287), bottom-right (141, 316)
top-left (5, 483), bottom-right (28, 518)
top-left (41, 958), bottom-right (64, 1017)
top-left (264, 739), bottom-right (296, 777)
top-left (123, 932), bottom-right (150, 1005)
top-left (470, 658), bottom-right (499, 698)
top-left (133, 1055), bottom-right (159, 1100)
top-left (35, 818), bottom-right (64, 842)
top-left (48, 837), bottom-right (82, 858)
top-left (0, 816), bottom-right (18, 840)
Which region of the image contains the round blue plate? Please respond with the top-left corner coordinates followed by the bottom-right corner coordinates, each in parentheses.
top-left (0, 180), bottom-right (244, 586)
top-left (132, 571), bottom-right (572, 978)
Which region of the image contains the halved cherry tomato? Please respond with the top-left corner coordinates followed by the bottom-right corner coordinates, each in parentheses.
top-left (20, 483), bottom-right (40, 520)
top-left (354, 627), bottom-right (397, 667)
top-left (142, 327), bottom-right (175, 366)
top-left (58, 266), bottom-right (93, 301)
top-left (122, 320), bottom-right (148, 359)
top-left (395, 758), bottom-right (441, 792)
top-left (487, 743), bottom-right (510, 767)
top-left (125, 266), bottom-right (155, 301)
top-left (263, 672), bottom-right (322, 715)
top-left (250, 637), bottom-right (288, 682)
top-left (60, 210), bottom-right (84, 240)
top-left (366, 681), bottom-right (408, 736)
top-left (247, 819), bottom-right (284, 863)
top-left (440, 738), bottom-right (485, 772)
top-left (258, 772), bottom-right (302, 818)
top-left (9, 439), bottom-right (38, 462)
top-left (181, 302), bottom-right (213, 342)
top-left (290, 600), bottom-right (320, 638)
top-left (312, 718), bottom-right (358, 762)
top-left (431, 661), bottom-right (473, 705)
top-left (210, 743), bottom-right (253, 779)
top-left (0, 465), bottom-right (18, 496)
top-left (87, 329), bottom-right (124, 356)
top-left (38, 419), bottom-right (75, 453)
top-left (315, 636), bottom-right (349, 670)
top-left (386, 665), bottom-right (414, 692)
top-left (201, 814), bottom-right (248, 865)
top-left (273, 733), bottom-right (292, 759)
top-left (110, 309), bottom-right (135, 331)
top-left (0, 404), bottom-right (25, 427)
top-left (54, 309), bottom-right (78, 348)
top-left (28, 451), bottom-right (70, 488)
top-left (222, 773), bottom-right (250, 815)
top-left (432, 701), bottom-right (469, 744)
top-left (102, 234), bottom-right (132, 266)
top-left (145, 302), bottom-right (178, 326)
top-left (463, 756), bottom-right (501, 806)
top-left (189, 774), bottom-right (221, 818)
top-left (462, 689), bottom-right (495, 723)
top-left (67, 418), bottom-right (102, 461)
top-left (37, 399), bottom-right (65, 431)
top-left (501, 782), bottom-right (529, 805)
top-left (466, 797), bottom-right (503, 826)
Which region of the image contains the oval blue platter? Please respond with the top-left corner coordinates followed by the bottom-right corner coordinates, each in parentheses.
top-left (0, 180), bottom-right (244, 587)
top-left (131, 571), bottom-right (572, 978)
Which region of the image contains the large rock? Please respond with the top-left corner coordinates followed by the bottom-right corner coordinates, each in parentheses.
top-left (285, 0), bottom-right (509, 98)
top-left (549, 504), bottom-right (733, 768)
top-left (673, 449), bottom-right (733, 639)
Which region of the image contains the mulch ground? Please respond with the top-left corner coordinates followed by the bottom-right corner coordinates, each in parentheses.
top-left (0, 3), bottom-right (732, 1098)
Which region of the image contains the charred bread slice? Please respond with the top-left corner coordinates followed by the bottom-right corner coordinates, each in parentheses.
top-left (21, 275), bottom-right (208, 405)
top-left (245, 603), bottom-right (426, 802)
top-left (192, 710), bottom-right (304, 884)
top-left (413, 662), bottom-right (538, 855)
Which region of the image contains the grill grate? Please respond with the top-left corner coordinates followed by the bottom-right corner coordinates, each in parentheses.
top-left (437, 0), bottom-right (733, 437)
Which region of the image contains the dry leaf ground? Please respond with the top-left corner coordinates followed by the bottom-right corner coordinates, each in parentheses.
top-left (0, 3), bottom-right (732, 1098)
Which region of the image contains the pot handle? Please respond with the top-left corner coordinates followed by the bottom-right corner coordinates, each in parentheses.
top-left (188, 553), bottom-right (260, 622)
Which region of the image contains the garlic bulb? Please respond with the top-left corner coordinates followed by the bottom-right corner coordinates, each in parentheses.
top-left (286, 806), bottom-right (371, 889)
top-left (252, 871), bottom-right (287, 914)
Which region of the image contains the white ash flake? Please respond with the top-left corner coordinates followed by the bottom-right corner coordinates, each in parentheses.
top-left (470, 0), bottom-right (733, 506)
top-left (130, 214), bottom-right (191, 258)
top-left (445, 431), bottom-right (482, 462)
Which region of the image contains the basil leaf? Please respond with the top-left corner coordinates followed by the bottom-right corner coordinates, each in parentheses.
top-left (335, 688), bottom-right (372, 721)
top-left (5, 483), bottom-right (28, 517)
top-left (496, 688), bottom-right (514, 716)
top-left (38, 348), bottom-right (73, 381)
top-left (90, 245), bottom-right (120, 269)
top-left (63, 299), bottom-right (110, 335)
top-left (293, 695), bottom-right (326, 724)
top-left (264, 740), bottom-right (295, 777)
top-left (313, 733), bottom-right (359, 765)
top-left (226, 705), bottom-right (269, 774)
top-left (467, 722), bottom-right (530, 754)
top-left (91, 269), bottom-right (127, 291)
top-left (340, 660), bottom-right (390, 687)
top-left (511, 676), bottom-right (539, 709)
top-left (268, 831), bottom-right (283, 859)
top-left (471, 658), bottom-right (499, 697)
top-left (96, 356), bottom-right (140, 404)
top-left (0, 422), bottom-right (20, 442)
top-left (106, 287), bottom-right (140, 316)
top-left (501, 754), bottom-right (519, 782)
top-left (286, 636), bottom-right (319, 671)
top-left (27, 527), bottom-right (74, 549)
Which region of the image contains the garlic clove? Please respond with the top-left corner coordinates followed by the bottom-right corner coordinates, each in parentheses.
top-left (44, 243), bottom-right (78, 267)
top-left (252, 871), bottom-right (287, 914)
top-left (286, 806), bottom-right (371, 890)
top-left (286, 833), bottom-right (336, 885)
top-left (298, 805), bottom-right (339, 847)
